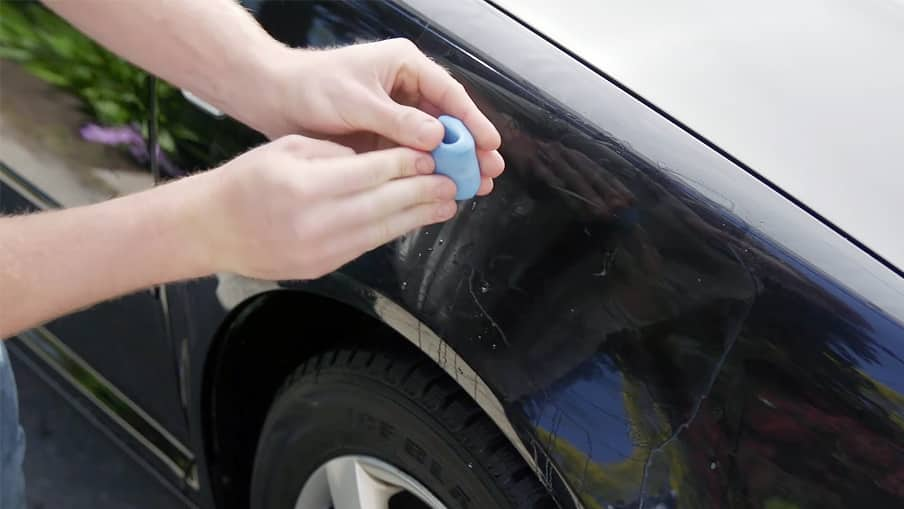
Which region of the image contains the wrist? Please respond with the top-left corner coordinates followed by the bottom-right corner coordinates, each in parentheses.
top-left (252, 45), bottom-right (315, 139)
top-left (151, 172), bottom-right (223, 281)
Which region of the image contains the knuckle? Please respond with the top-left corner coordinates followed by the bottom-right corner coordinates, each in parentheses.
top-left (399, 148), bottom-right (420, 177)
top-left (335, 143), bottom-right (356, 157)
top-left (365, 157), bottom-right (387, 189)
top-left (389, 37), bottom-right (418, 53)
top-left (396, 106), bottom-right (420, 128)
top-left (381, 148), bottom-right (415, 180)
top-left (453, 81), bottom-right (468, 99)
top-left (277, 134), bottom-right (307, 152)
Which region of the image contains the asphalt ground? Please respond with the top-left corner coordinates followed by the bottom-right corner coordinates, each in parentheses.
top-left (9, 349), bottom-right (187, 509)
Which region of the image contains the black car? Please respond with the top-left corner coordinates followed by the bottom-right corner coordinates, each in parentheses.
top-left (2, 1), bottom-right (903, 508)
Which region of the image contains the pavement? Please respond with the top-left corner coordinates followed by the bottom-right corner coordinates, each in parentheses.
top-left (9, 349), bottom-right (187, 509)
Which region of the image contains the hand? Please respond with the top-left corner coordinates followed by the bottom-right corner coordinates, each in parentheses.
top-left (194, 135), bottom-right (458, 280)
top-left (261, 39), bottom-right (505, 196)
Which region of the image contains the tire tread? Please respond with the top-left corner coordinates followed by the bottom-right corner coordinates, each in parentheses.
top-left (270, 346), bottom-right (555, 509)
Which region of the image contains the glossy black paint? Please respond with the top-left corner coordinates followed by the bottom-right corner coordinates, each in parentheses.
top-left (170, 1), bottom-right (904, 508)
top-left (3, 1), bottom-right (903, 508)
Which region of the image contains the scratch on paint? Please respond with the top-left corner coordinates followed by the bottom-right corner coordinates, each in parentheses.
top-left (636, 245), bottom-right (758, 508)
top-left (548, 184), bottom-right (603, 210)
top-left (468, 267), bottom-right (510, 346)
top-left (593, 247), bottom-right (619, 277)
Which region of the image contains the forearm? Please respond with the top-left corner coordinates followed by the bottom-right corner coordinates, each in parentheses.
top-left (0, 175), bottom-right (214, 339)
top-left (42, 0), bottom-right (294, 136)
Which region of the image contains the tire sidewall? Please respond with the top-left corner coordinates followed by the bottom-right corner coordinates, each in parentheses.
top-left (250, 371), bottom-right (513, 509)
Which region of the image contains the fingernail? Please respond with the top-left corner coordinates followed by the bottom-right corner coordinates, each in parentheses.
top-left (418, 118), bottom-right (441, 146)
top-left (416, 155), bottom-right (435, 174)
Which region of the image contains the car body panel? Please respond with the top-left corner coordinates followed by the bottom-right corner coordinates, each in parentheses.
top-left (491, 0), bottom-right (904, 273)
top-left (3, 1), bottom-right (904, 508)
top-left (164, 1), bottom-right (904, 508)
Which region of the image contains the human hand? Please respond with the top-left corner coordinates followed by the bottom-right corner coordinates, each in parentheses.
top-left (193, 135), bottom-right (457, 280)
top-left (258, 39), bottom-right (504, 196)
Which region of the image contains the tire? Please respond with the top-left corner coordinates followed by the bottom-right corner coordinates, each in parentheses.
top-left (250, 345), bottom-right (554, 509)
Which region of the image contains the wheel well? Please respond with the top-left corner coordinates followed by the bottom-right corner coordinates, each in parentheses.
top-left (202, 290), bottom-right (430, 509)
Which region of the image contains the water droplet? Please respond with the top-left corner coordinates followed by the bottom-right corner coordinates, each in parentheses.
top-left (477, 335), bottom-right (482, 340)
top-left (570, 308), bottom-right (575, 313)
top-left (697, 277), bottom-right (702, 283)
top-left (425, 230), bottom-right (431, 236)
top-left (418, 252), bottom-right (422, 258)
top-left (471, 201), bottom-right (478, 211)
top-left (467, 463), bottom-right (473, 469)
top-left (437, 239), bottom-right (444, 245)
top-left (479, 281), bottom-right (490, 293)
top-left (400, 281), bottom-right (408, 290)
top-left (426, 247), bottom-right (434, 252)
top-left (709, 461), bottom-right (718, 470)
top-left (491, 344), bottom-right (497, 350)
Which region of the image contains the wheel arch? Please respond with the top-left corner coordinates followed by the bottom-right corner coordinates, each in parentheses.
top-left (197, 276), bottom-right (571, 509)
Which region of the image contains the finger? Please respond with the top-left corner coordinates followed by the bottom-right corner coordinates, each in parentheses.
top-left (477, 149), bottom-right (505, 179)
top-left (410, 55), bottom-right (502, 151)
top-left (416, 98), bottom-right (443, 118)
top-left (364, 94), bottom-right (445, 151)
top-left (339, 174), bottom-right (457, 226)
top-left (342, 200), bottom-right (458, 257)
top-left (275, 134), bottom-right (355, 158)
top-left (476, 176), bottom-right (494, 196)
top-left (316, 147), bottom-right (435, 195)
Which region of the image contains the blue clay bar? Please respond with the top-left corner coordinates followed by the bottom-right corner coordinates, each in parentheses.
top-left (432, 115), bottom-right (481, 201)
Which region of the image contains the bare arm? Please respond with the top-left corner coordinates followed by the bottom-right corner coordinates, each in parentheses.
top-left (0, 173), bottom-right (209, 338)
top-left (42, 0), bottom-right (504, 164)
top-left (0, 1), bottom-right (505, 337)
top-left (1, 138), bottom-right (457, 339)
top-left (42, 0), bottom-right (288, 137)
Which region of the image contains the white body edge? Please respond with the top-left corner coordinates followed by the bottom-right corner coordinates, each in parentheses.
top-left (492, 0), bottom-right (904, 271)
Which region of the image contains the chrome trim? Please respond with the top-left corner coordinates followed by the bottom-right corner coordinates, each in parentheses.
top-left (15, 326), bottom-right (200, 490)
top-left (367, 287), bottom-right (565, 495)
top-left (0, 161), bottom-right (59, 210)
top-left (181, 89), bottom-right (224, 118)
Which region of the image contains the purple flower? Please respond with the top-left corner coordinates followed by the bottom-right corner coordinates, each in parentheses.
top-left (79, 123), bottom-right (184, 176)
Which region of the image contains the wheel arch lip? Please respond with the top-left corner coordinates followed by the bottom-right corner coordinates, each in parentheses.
top-left (190, 272), bottom-right (580, 509)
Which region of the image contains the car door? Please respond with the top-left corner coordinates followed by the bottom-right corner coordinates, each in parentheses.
top-left (0, 0), bottom-right (192, 483)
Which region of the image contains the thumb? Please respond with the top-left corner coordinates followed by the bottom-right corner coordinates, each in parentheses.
top-left (366, 97), bottom-right (445, 151)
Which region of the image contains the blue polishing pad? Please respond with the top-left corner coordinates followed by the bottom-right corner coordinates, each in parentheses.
top-left (432, 115), bottom-right (481, 201)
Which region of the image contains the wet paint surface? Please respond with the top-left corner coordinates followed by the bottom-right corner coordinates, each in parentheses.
top-left (166, 1), bottom-right (904, 508)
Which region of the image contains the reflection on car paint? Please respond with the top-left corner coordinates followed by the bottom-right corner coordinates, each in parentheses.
top-left (167, 1), bottom-right (904, 508)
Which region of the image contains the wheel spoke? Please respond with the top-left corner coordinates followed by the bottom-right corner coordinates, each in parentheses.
top-left (325, 456), bottom-right (401, 509)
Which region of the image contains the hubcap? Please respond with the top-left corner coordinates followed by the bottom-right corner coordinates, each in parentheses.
top-left (294, 455), bottom-right (447, 509)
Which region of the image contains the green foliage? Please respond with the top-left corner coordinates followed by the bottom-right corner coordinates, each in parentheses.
top-left (0, 1), bottom-right (148, 125)
top-left (0, 1), bottom-right (203, 161)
